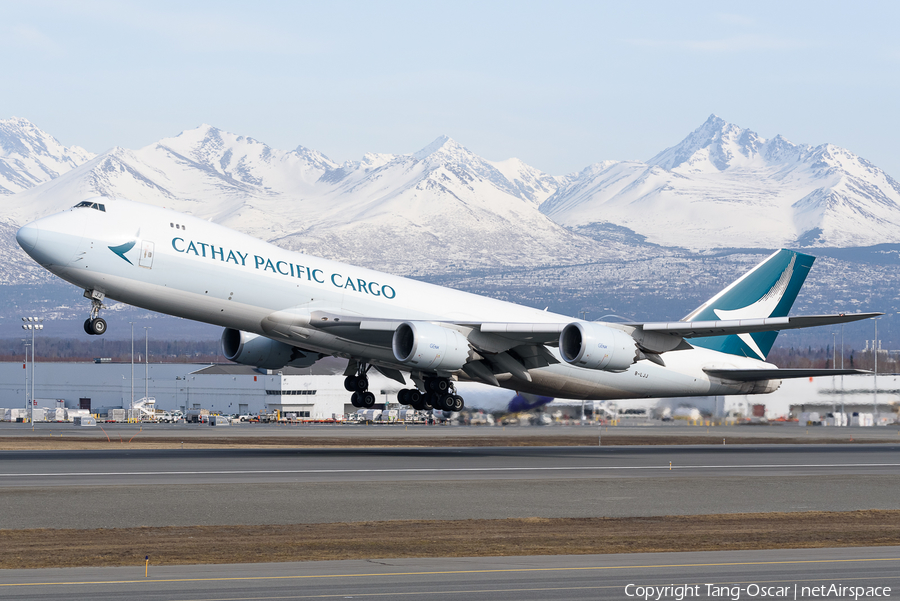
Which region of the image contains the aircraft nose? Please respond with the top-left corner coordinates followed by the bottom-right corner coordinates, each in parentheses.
top-left (16, 223), bottom-right (39, 252)
top-left (16, 213), bottom-right (85, 269)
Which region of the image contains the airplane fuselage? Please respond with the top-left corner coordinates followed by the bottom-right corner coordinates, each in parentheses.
top-left (16, 199), bottom-right (779, 400)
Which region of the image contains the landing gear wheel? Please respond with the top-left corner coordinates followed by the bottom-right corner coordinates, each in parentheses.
top-left (397, 389), bottom-right (410, 405)
top-left (84, 290), bottom-right (107, 335)
top-left (360, 391), bottom-right (376, 408)
top-left (344, 375), bottom-right (358, 392)
top-left (433, 394), bottom-right (451, 411)
top-left (411, 398), bottom-right (426, 411)
top-left (350, 392), bottom-right (362, 408)
top-left (408, 389), bottom-right (421, 404)
top-left (450, 395), bottom-right (465, 412)
top-left (427, 378), bottom-right (449, 393)
top-left (354, 376), bottom-right (369, 392)
top-left (89, 318), bottom-right (107, 336)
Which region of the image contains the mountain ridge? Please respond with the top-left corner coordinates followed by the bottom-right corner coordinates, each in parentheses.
top-left (3, 120), bottom-right (641, 274)
top-left (3, 115), bottom-right (900, 273)
top-left (0, 117), bottom-right (94, 196)
top-left (541, 114), bottom-right (900, 249)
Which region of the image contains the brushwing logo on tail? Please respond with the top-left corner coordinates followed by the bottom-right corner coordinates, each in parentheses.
top-left (686, 250), bottom-right (814, 360)
top-left (712, 255), bottom-right (796, 360)
top-left (108, 241), bottom-right (137, 265)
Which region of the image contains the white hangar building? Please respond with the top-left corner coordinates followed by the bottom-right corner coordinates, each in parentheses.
top-left (0, 360), bottom-right (400, 419)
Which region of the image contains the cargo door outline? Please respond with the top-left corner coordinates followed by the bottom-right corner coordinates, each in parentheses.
top-left (139, 241), bottom-right (155, 268)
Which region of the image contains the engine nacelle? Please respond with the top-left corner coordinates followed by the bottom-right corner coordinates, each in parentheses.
top-left (222, 328), bottom-right (318, 370)
top-left (559, 322), bottom-right (639, 372)
top-left (392, 321), bottom-right (471, 371)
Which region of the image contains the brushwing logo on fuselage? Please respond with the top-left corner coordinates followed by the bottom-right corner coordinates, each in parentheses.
top-left (108, 241), bottom-right (136, 265)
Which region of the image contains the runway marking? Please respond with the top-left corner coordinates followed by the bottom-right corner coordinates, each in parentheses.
top-left (178, 576), bottom-right (900, 601)
top-left (3, 556), bottom-right (899, 588)
top-left (164, 577), bottom-right (900, 601)
top-left (1, 463), bottom-right (899, 478)
top-left (167, 585), bottom-right (615, 600)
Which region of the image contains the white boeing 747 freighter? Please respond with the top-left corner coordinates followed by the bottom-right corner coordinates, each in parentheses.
top-left (16, 197), bottom-right (877, 412)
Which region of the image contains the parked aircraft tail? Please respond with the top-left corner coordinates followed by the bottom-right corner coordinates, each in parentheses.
top-left (683, 249), bottom-right (814, 360)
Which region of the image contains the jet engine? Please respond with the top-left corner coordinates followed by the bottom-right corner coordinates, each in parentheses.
top-left (391, 321), bottom-right (471, 371)
top-left (559, 322), bottom-right (639, 372)
top-left (222, 328), bottom-right (319, 370)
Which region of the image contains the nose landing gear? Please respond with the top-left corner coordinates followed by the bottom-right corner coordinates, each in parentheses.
top-left (83, 290), bottom-right (107, 336)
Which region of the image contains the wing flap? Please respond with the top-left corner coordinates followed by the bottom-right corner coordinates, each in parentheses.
top-left (360, 321), bottom-right (405, 331)
top-left (480, 323), bottom-right (566, 334)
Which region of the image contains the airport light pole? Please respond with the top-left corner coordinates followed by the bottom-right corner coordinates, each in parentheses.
top-left (144, 327), bottom-right (150, 412)
top-left (23, 342), bottom-right (30, 421)
top-left (131, 321), bottom-right (135, 422)
top-left (832, 332), bottom-right (836, 369)
top-left (874, 318), bottom-right (878, 420)
top-left (840, 324), bottom-right (845, 426)
top-left (21, 317), bottom-right (44, 426)
top-left (831, 332), bottom-right (837, 418)
top-left (840, 325), bottom-right (844, 369)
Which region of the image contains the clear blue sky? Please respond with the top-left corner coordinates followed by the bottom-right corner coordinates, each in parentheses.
top-left (2, 0), bottom-right (898, 177)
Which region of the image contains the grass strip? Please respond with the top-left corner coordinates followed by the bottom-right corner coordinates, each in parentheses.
top-left (2, 510), bottom-right (899, 569)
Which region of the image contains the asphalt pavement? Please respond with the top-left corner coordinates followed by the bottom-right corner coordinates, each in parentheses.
top-left (1, 420), bottom-right (898, 441)
top-left (2, 546), bottom-right (898, 600)
top-left (1, 444), bottom-right (898, 528)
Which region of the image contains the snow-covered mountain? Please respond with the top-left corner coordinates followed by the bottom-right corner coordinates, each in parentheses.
top-left (2, 125), bottom-right (342, 228)
top-left (268, 135), bottom-right (586, 271)
top-left (4, 114), bottom-right (900, 281)
top-left (0, 118), bottom-right (94, 196)
top-left (4, 124), bottom-right (624, 274)
top-left (541, 115), bottom-right (900, 249)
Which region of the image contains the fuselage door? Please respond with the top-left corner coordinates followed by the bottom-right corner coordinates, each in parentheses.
top-left (139, 241), bottom-right (155, 268)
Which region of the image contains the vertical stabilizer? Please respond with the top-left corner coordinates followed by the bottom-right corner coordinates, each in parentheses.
top-left (684, 249), bottom-right (814, 359)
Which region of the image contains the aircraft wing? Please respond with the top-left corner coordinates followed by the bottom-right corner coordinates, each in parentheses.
top-left (302, 311), bottom-right (880, 349)
top-left (705, 368), bottom-right (871, 381)
top-left (463, 313), bottom-right (882, 352)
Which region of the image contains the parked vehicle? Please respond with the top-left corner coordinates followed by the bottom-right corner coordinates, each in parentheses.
top-left (157, 411), bottom-right (177, 423)
top-left (185, 409), bottom-right (210, 423)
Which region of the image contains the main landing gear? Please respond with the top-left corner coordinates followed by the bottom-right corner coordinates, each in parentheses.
top-left (397, 377), bottom-right (464, 412)
top-left (83, 290), bottom-right (107, 336)
top-left (346, 367), bottom-right (466, 413)
top-left (345, 365), bottom-right (377, 409)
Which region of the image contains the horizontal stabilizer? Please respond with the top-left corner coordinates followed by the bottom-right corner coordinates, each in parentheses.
top-left (641, 312), bottom-right (881, 338)
top-left (704, 368), bottom-right (871, 382)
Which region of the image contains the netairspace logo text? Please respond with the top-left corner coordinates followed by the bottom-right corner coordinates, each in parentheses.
top-left (625, 583), bottom-right (891, 601)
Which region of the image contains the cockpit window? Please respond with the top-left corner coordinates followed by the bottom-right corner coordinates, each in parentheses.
top-left (74, 201), bottom-right (106, 212)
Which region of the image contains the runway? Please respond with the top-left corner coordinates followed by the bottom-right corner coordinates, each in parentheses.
top-left (2, 546), bottom-right (898, 600)
top-left (2, 421), bottom-right (898, 442)
top-left (1, 445), bottom-right (898, 529)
